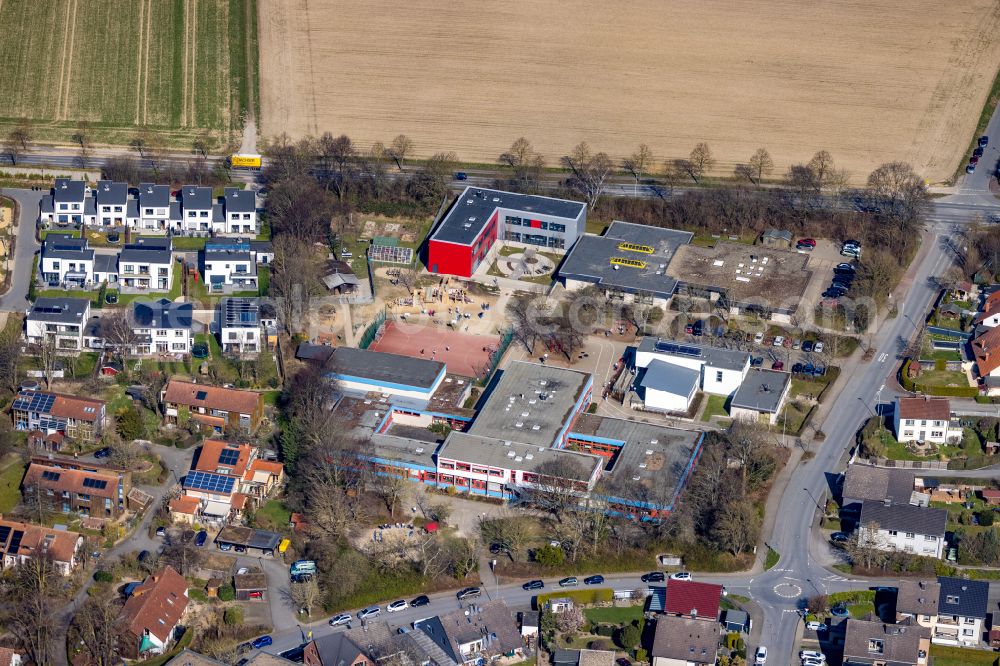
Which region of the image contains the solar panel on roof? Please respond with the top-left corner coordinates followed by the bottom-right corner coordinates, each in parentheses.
top-left (82, 478), bottom-right (108, 490)
top-left (0, 526), bottom-right (11, 545)
top-left (654, 341), bottom-right (702, 357)
top-left (218, 448), bottom-right (241, 466)
top-left (16, 392), bottom-right (56, 414)
top-left (41, 470), bottom-right (61, 482)
top-left (195, 390), bottom-right (208, 401)
top-left (8, 530), bottom-right (24, 552)
top-left (184, 470), bottom-right (236, 494)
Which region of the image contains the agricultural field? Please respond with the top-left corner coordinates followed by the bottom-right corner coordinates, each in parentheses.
top-left (0, 0), bottom-right (258, 147)
top-left (258, 0), bottom-right (1000, 183)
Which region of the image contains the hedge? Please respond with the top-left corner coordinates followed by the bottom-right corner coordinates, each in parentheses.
top-left (536, 589), bottom-right (614, 608)
top-left (916, 384), bottom-right (979, 398)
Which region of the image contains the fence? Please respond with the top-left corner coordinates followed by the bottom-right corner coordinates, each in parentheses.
top-left (358, 309), bottom-right (388, 350)
top-left (478, 326), bottom-right (514, 386)
top-left (867, 457), bottom-right (949, 470)
top-left (926, 325), bottom-right (971, 340)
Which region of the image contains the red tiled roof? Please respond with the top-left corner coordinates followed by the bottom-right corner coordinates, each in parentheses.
top-left (164, 380), bottom-right (261, 416)
top-left (24, 462), bottom-right (119, 499)
top-left (169, 496), bottom-right (200, 515)
top-left (120, 566), bottom-right (189, 644)
top-left (982, 489), bottom-right (1000, 499)
top-left (662, 580), bottom-right (722, 619)
top-left (0, 517), bottom-right (81, 565)
top-left (194, 440), bottom-right (251, 477)
top-left (243, 459), bottom-right (284, 481)
top-left (975, 302), bottom-right (1000, 324)
top-left (231, 493), bottom-right (248, 510)
top-left (896, 397), bottom-right (950, 421)
top-left (985, 291), bottom-right (1000, 312)
top-left (974, 326), bottom-right (1000, 377)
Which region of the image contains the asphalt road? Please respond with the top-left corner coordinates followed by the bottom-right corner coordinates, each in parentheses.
top-left (0, 188), bottom-right (42, 312)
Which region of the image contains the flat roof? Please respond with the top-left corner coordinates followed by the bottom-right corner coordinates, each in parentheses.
top-left (559, 221), bottom-right (693, 298)
top-left (432, 187), bottom-right (585, 246)
top-left (439, 431), bottom-right (602, 482)
top-left (638, 360), bottom-right (700, 397)
top-left (637, 336), bottom-right (749, 372)
top-left (29, 297), bottom-right (89, 324)
top-left (730, 369), bottom-right (790, 413)
top-left (328, 347), bottom-right (446, 391)
top-left (370, 432), bottom-right (440, 469)
top-left (469, 361), bottom-right (590, 448)
top-left (665, 241), bottom-right (812, 311)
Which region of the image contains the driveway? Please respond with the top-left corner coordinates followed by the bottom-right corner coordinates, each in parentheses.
top-left (0, 188), bottom-right (42, 312)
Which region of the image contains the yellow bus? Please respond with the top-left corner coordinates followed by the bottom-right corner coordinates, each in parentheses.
top-left (231, 154), bottom-right (262, 169)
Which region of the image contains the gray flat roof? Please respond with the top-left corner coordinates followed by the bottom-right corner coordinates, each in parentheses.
top-left (181, 185), bottom-right (213, 210)
top-left (559, 222), bottom-right (693, 298)
top-left (637, 336), bottom-right (749, 372)
top-left (432, 186), bottom-right (585, 246)
top-left (225, 187), bottom-right (255, 213)
top-left (638, 360), bottom-right (700, 397)
top-left (43, 237), bottom-right (94, 261)
top-left (138, 183), bottom-right (170, 208)
top-left (469, 361), bottom-right (590, 448)
top-left (95, 181), bottom-right (128, 206)
top-left (328, 347), bottom-right (445, 391)
top-left (29, 297), bottom-right (89, 324)
top-left (439, 431), bottom-right (601, 482)
top-left (370, 432), bottom-right (440, 469)
top-left (730, 369), bottom-right (790, 413)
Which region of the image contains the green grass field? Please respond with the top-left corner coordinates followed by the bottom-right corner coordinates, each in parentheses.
top-left (0, 0), bottom-right (258, 148)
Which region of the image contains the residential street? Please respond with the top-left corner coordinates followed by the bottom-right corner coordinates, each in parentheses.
top-left (0, 188), bottom-right (42, 312)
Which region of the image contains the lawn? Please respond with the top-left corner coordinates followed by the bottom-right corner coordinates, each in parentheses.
top-left (0, 0), bottom-right (257, 147)
top-left (700, 394), bottom-right (729, 421)
top-left (790, 377), bottom-right (827, 402)
top-left (254, 499), bottom-right (291, 531)
top-left (932, 645), bottom-right (999, 665)
top-left (915, 369), bottom-right (970, 388)
top-left (583, 605), bottom-right (644, 625)
top-left (764, 547), bottom-right (780, 571)
top-left (0, 457), bottom-right (26, 513)
top-left (162, 236), bottom-right (207, 251)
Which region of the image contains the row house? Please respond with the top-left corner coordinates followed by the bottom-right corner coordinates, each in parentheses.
top-left (162, 380), bottom-right (264, 433)
top-left (39, 237), bottom-right (94, 287)
top-left (119, 238), bottom-right (173, 291)
top-left (11, 389), bottom-right (106, 445)
top-left (23, 460), bottom-right (129, 518)
top-left (39, 180), bottom-right (258, 236)
top-left (25, 297), bottom-right (90, 351)
top-left (218, 297), bottom-right (277, 354)
top-left (202, 241), bottom-right (272, 294)
top-left (0, 518), bottom-right (83, 575)
top-left (129, 299), bottom-right (193, 355)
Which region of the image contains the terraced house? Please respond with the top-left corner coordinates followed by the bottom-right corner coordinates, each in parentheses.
top-left (11, 389), bottom-right (105, 445)
top-left (25, 297), bottom-right (90, 350)
top-left (118, 238), bottom-right (173, 291)
top-left (0, 518), bottom-right (83, 575)
top-left (23, 460), bottom-right (129, 518)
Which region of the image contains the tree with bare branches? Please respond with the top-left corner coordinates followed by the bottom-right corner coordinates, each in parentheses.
top-left (499, 137), bottom-right (546, 189)
top-left (0, 556), bottom-right (68, 666)
top-left (387, 134), bottom-right (414, 170)
top-left (748, 148), bottom-right (774, 184)
top-left (622, 144), bottom-right (654, 193)
top-left (101, 309), bottom-right (138, 378)
top-left (687, 142), bottom-right (715, 183)
top-left (70, 588), bottom-right (127, 666)
top-left (38, 334), bottom-right (59, 390)
top-left (561, 142), bottom-right (614, 207)
top-left (368, 465), bottom-right (408, 518)
top-left (290, 576), bottom-right (321, 618)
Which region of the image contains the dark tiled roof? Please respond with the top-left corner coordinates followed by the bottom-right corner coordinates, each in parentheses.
top-left (842, 618), bottom-right (927, 664)
top-left (651, 615), bottom-right (718, 664)
top-left (859, 501), bottom-right (947, 536)
top-left (843, 465), bottom-right (915, 505)
top-left (937, 576), bottom-right (989, 619)
top-left (895, 579), bottom-right (940, 618)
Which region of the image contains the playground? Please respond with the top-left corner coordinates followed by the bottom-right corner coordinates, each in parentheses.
top-left (369, 320), bottom-right (502, 379)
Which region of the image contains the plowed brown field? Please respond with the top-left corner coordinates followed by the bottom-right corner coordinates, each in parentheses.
top-left (259, 0), bottom-right (1000, 183)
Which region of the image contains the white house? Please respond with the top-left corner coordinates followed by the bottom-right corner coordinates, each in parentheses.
top-left (217, 298), bottom-right (275, 354)
top-left (220, 187), bottom-right (258, 235)
top-left (893, 397), bottom-right (956, 445)
top-left (202, 241), bottom-right (271, 293)
top-left (50, 178), bottom-right (88, 226)
top-left (39, 237), bottom-right (94, 287)
top-left (129, 299), bottom-right (193, 355)
top-left (94, 181), bottom-right (129, 227)
top-left (729, 369), bottom-right (791, 425)
top-left (93, 254), bottom-right (119, 285)
top-left (635, 337), bottom-right (749, 397)
top-left (25, 297), bottom-right (91, 351)
top-left (634, 360), bottom-right (699, 413)
top-left (933, 576), bottom-right (988, 647)
top-left (118, 238), bottom-right (173, 291)
top-left (137, 183), bottom-right (171, 232)
top-left (857, 501), bottom-right (947, 559)
top-left (179, 185), bottom-right (214, 234)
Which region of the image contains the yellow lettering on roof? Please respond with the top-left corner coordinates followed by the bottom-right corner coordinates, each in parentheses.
top-left (617, 242), bottom-right (654, 254)
top-left (610, 257), bottom-right (646, 268)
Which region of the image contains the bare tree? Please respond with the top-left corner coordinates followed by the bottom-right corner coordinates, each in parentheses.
top-left (271, 235), bottom-right (322, 332)
top-left (397, 268), bottom-right (417, 295)
top-left (159, 536), bottom-right (205, 575)
top-left (622, 144), bottom-right (653, 192)
top-left (290, 577), bottom-right (321, 617)
top-left (71, 121), bottom-right (93, 167)
top-left (555, 605), bottom-right (585, 633)
top-left (38, 334), bottom-right (59, 390)
top-left (866, 161), bottom-right (930, 227)
top-left (2, 132), bottom-right (24, 165)
top-left (523, 457), bottom-right (587, 518)
top-left (317, 133), bottom-right (357, 200)
top-left (561, 141), bottom-right (614, 207)
top-left (499, 137), bottom-right (545, 189)
top-left (367, 465), bottom-right (408, 518)
top-left (725, 420), bottom-right (774, 493)
top-left (846, 523), bottom-right (892, 570)
top-left (128, 128), bottom-right (151, 158)
top-left (9, 119), bottom-right (32, 152)
top-left (0, 556), bottom-right (68, 666)
top-left (387, 134), bottom-right (413, 170)
top-left (712, 499), bottom-right (760, 555)
top-left (106, 427), bottom-right (145, 469)
top-left (748, 148), bottom-right (774, 184)
top-left (101, 309), bottom-right (138, 377)
top-left (192, 131), bottom-right (213, 158)
top-left (71, 588), bottom-right (127, 666)
top-left (478, 513), bottom-right (531, 559)
top-left (687, 142), bottom-right (715, 183)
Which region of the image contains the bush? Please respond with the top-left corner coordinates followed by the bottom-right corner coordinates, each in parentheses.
top-left (596, 624), bottom-right (615, 637)
top-left (616, 624), bottom-right (641, 649)
top-left (979, 511), bottom-right (996, 527)
top-left (218, 584), bottom-right (235, 602)
top-left (588, 639), bottom-right (611, 651)
top-left (535, 544), bottom-right (565, 567)
top-left (93, 570), bottom-right (114, 583)
top-left (725, 632), bottom-right (741, 650)
top-left (634, 648), bottom-right (648, 663)
top-left (224, 607), bottom-right (244, 625)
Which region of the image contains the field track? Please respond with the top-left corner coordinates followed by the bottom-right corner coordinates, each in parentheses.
top-left (258, 0), bottom-right (1000, 183)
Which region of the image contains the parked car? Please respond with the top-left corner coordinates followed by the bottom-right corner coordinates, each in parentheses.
top-left (219, 543), bottom-right (232, 551)
top-left (814, 342), bottom-right (824, 353)
top-left (251, 635), bottom-right (273, 650)
top-left (155, 526), bottom-right (166, 537)
top-left (974, 147), bottom-right (985, 157)
top-left (831, 532), bottom-right (849, 543)
top-left (782, 337), bottom-right (792, 348)
top-left (138, 550), bottom-right (151, 563)
top-left (411, 595), bottom-right (430, 607)
top-left (967, 163), bottom-right (978, 174)
top-left (802, 659), bottom-right (825, 666)
top-left (584, 575), bottom-right (605, 585)
top-left (454, 172), bottom-right (468, 181)
top-left (804, 622), bottom-right (826, 632)
top-left (523, 580), bottom-right (545, 591)
top-left (195, 530), bottom-right (208, 547)
top-left (669, 571), bottom-right (692, 581)
top-left (685, 323), bottom-right (694, 334)
top-left (236, 567), bottom-right (250, 575)
top-left (692, 320), bottom-right (703, 336)
top-left (754, 646), bottom-right (767, 664)
top-left (835, 262), bottom-right (856, 272)
top-left (358, 606), bottom-right (381, 620)
top-left (791, 363), bottom-right (803, 374)
top-left (750, 356), bottom-right (764, 367)
top-left (559, 577), bottom-right (578, 587)
top-left (456, 587), bottom-right (481, 600)
top-left (753, 331), bottom-right (764, 344)
top-left (640, 571), bottom-right (665, 583)
top-left (802, 340), bottom-right (814, 353)
top-left (971, 155), bottom-right (981, 166)
top-left (801, 650), bottom-right (825, 660)
top-left (797, 238), bottom-right (817, 247)
top-left (771, 360), bottom-right (784, 370)
top-left (248, 591), bottom-right (263, 599)
top-left (386, 600), bottom-right (409, 613)
top-left (329, 613), bottom-right (352, 626)
top-left (773, 335), bottom-right (785, 347)
top-left (792, 339), bottom-right (801, 350)
top-left (94, 447), bottom-right (111, 459)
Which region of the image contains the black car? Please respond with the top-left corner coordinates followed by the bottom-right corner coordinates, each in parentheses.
top-left (104, 293), bottom-right (119, 304)
top-left (489, 543), bottom-right (506, 555)
top-left (832, 276), bottom-right (853, 287)
top-left (822, 288), bottom-right (846, 299)
top-left (750, 356), bottom-right (763, 367)
top-left (691, 320), bottom-right (703, 336)
top-left (584, 575), bottom-right (605, 585)
top-left (835, 262), bottom-right (856, 272)
top-left (411, 595), bottom-right (430, 607)
top-left (980, 135), bottom-right (990, 148)
top-left (640, 571), bottom-right (665, 583)
top-left (974, 147), bottom-right (985, 158)
top-left (456, 587), bottom-right (481, 600)
top-left (791, 363), bottom-right (803, 374)
top-left (522, 580), bottom-right (545, 591)
top-left (802, 340), bottom-right (814, 353)
top-left (137, 550), bottom-right (151, 563)
top-left (94, 447), bottom-right (111, 459)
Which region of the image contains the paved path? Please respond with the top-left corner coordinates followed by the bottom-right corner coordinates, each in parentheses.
top-left (0, 188), bottom-right (42, 312)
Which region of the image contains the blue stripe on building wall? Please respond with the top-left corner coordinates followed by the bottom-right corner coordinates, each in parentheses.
top-left (327, 373), bottom-right (436, 395)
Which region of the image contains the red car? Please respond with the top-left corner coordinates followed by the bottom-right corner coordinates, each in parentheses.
top-left (772, 360), bottom-right (784, 370)
top-left (797, 238), bottom-right (817, 247)
top-left (248, 591), bottom-right (263, 599)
